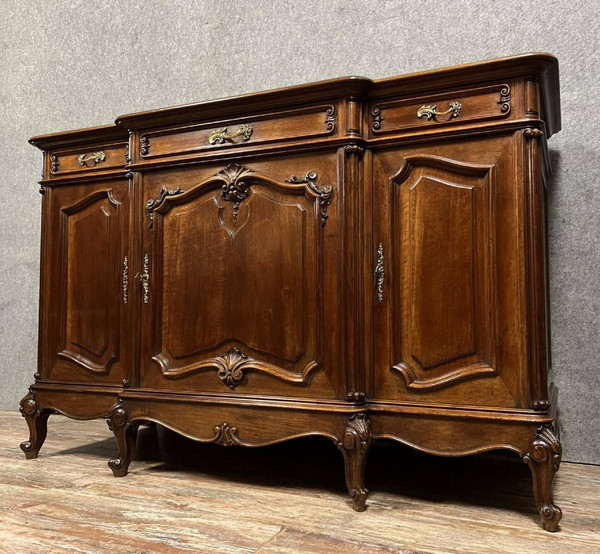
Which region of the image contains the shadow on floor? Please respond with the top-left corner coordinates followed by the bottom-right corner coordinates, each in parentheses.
top-left (50, 423), bottom-right (538, 520)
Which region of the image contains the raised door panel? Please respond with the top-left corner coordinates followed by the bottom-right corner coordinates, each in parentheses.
top-left (371, 135), bottom-right (527, 408)
top-left (41, 180), bottom-right (131, 384)
top-left (140, 155), bottom-right (341, 398)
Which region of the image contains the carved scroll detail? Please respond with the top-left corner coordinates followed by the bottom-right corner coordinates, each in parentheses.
top-left (107, 399), bottom-right (138, 477)
top-left (50, 154), bottom-right (59, 173)
top-left (344, 144), bottom-right (364, 156)
top-left (325, 105), bottom-right (336, 132)
top-left (524, 128), bottom-right (544, 140)
top-left (286, 171), bottom-right (333, 226)
top-left (371, 107), bottom-right (384, 131)
top-left (19, 389), bottom-right (50, 459)
top-left (523, 425), bottom-right (562, 532)
top-left (139, 135), bottom-right (150, 155)
top-left (337, 413), bottom-right (372, 511)
top-left (498, 85), bottom-right (511, 113)
top-left (146, 187), bottom-right (185, 228)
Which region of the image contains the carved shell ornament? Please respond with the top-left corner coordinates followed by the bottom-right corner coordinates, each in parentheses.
top-left (215, 163), bottom-right (255, 225)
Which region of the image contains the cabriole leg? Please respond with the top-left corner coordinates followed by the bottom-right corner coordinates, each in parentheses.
top-left (337, 412), bottom-right (373, 511)
top-left (523, 424), bottom-right (562, 532)
top-left (107, 400), bottom-right (138, 477)
top-left (20, 390), bottom-right (50, 459)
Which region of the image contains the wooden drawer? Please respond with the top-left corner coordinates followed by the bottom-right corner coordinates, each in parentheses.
top-left (49, 142), bottom-right (127, 177)
top-left (369, 83), bottom-right (513, 137)
top-left (138, 104), bottom-right (337, 159)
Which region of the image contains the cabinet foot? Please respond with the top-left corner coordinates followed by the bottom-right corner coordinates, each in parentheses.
top-left (19, 390), bottom-right (50, 459)
top-left (523, 425), bottom-right (563, 532)
top-left (337, 412), bottom-right (372, 511)
top-left (107, 400), bottom-right (138, 477)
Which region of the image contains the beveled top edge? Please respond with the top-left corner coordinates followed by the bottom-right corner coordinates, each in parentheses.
top-left (29, 53), bottom-right (561, 149)
top-left (114, 75), bottom-right (373, 129)
top-left (29, 123), bottom-right (128, 150)
top-left (371, 52), bottom-right (560, 136)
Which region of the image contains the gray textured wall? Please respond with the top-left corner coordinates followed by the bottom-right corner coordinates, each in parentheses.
top-left (0, 0), bottom-right (598, 464)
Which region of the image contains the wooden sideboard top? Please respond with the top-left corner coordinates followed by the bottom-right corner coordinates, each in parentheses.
top-left (29, 52), bottom-right (560, 150)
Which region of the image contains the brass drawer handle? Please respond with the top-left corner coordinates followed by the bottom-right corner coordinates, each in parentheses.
top-left (77, 151), bottom-right (106, 166)
top-left (375, 243), bottom-right (385, 303)
top-left (417, 102), bottom-right (462, 121)
top-left (209, 124), bottom-right (253, 145)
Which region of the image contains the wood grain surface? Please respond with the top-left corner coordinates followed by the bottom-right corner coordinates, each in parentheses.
top-left (3, 411), bottom-right (599, 553)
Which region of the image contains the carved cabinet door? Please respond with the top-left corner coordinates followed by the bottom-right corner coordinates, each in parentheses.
top-left (40, 179), bottom-right (132, 384)
top-left (371, 135), bottom-right (527, 408)
top-left (139, 156), bottom-right (342, 398)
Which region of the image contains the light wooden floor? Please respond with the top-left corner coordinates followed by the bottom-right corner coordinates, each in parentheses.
top-left (1, 411), bottom-right (599, 553)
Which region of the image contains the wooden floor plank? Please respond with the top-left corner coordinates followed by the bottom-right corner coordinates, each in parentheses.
top-left (1, 411), bottom-right (599, 553)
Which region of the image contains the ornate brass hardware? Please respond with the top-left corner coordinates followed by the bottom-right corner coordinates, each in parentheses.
top-left (77, 151), bottom-right (106, 166)
top-left (417, 102), bottom-right (462, 121)
top-left (135, 253), bottom-right (150, 304)
top-left (209, 124), bottom-right (253, 145)
top-left (122, 256), bottom-right (128, 305)
top-left (375, 243), bottom-right (384, 303)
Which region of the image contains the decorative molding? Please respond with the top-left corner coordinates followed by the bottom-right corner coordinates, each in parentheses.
top-left (531, 400), bottom-right (550, 411)
top-left (215, 163), bottom-right (255, 225)
top-left (524, 128), bottom-right (543, 140)
top-left (156, 346), bottom-right (318, 389)
top-left (371, 106), bottom-right (383, 131)
top-left (286, 171), bottom-right (333, 226)
top-left (345, 392), bottom-right (366, 403)
top-left (39, 186), bottom-right (46, 194)
top-left (139, 135), bottom-right (150, 155)
top-left (125, 144), bottom-right (131, 165)
top-left (325, 105), bottom-right (336, 132)
top-left (146, 187), bottom-right (184, 228)
top-left (337, 413), bottom-right (372, 511)
top-left (344, 144), bottom-right (364, 156)
top-left (50, 154), bottom-right (59, 173)
top-left (498, 85), bottom-right (511, 113)
top-left (33, 372), bottom-right (41, 381)
top-left (523, 425), bottom-right (562, 531)
top-left (212, 423), bottom-right (243, 446)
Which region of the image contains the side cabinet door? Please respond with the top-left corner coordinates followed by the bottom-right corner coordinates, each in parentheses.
top-left (372, 136), bottom-right (525, 408)
top-left (139, 157), bottom-right (341, 399)
top-left (41, 179), bottom-right (131, 384)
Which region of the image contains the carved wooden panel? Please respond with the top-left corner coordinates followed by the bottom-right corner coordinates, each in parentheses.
top-left (42, 181), bottom-right (130, 384)
top-left (371, 139), bottom-right (524, 407)
top-left (140, 161), bottom-right (336, 396)
top-left (390, 155), bottom-right (496, 389)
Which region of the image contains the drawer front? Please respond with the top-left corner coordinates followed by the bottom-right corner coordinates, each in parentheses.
top-left (369, 83), bottom-right (512, 137)
top-left (138, 104), bottom-right (337, 159)
top-left (50, 143), bottom-right (127, 177)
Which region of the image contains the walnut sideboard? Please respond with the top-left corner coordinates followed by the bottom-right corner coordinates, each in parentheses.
top-left (21, 53), bottom-right (563, 531)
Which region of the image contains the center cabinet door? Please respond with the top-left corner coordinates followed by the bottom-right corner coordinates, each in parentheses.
top-left (371, 135), bottom-right (528, 409)
top-left (139, 154), bottom-right (342, 399)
